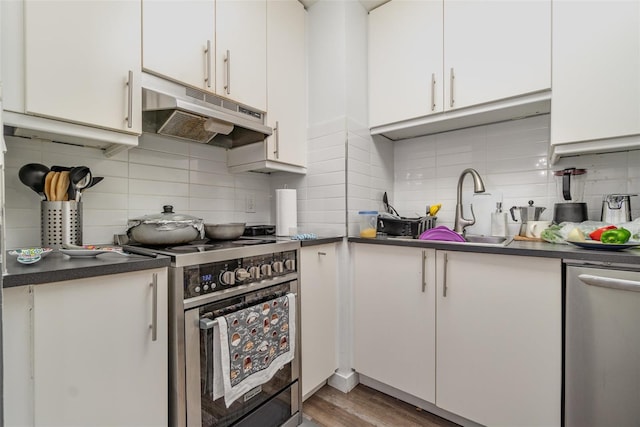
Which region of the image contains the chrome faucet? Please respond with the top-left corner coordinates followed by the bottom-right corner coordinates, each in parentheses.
top-left (454, 168), bottom-right (486, 235)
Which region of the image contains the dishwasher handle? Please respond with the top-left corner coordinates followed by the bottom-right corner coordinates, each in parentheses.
top-left (578, 273), bottom-right (640, 293)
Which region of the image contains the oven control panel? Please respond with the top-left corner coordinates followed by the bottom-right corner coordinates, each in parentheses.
top-left (183, 250), bottom-right (297, 299)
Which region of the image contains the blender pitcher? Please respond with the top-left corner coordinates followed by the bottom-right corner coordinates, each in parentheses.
top-left (554, 168), bottom-right (586, 202)
top-left (553, 168), bottom-right (588, 223)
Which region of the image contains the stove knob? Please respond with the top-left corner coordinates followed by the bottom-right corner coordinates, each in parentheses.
top-left (235, 268), bottom-right (250, 281)
top-left (272, 261), bottom-right (284, 274)
top-left (194, 286), bottom-right (201, 293)
top-left (284, 259), bottom-right (296, 271)
top-left (220, 270), bottom-right (235, 286)
top-left (203, 285), bottom-right (210, 291)
top-left (248, 266), bottom-right (261, 280)
top-left (260, 264), bottom-right (272, 277)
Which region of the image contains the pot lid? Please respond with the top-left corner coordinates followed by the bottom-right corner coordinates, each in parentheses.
top-left (129, 205), bottom-right (204, 227)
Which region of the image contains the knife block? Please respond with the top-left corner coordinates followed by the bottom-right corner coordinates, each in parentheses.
top-left (41, 201), bottom-right (83, 248)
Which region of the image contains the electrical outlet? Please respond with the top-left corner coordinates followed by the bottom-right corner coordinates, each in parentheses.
top-left (245, 194), bottom-right (256, 213)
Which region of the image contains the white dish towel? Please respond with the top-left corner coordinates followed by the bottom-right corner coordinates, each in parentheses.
top-left (213, 293), bottom-right (296, 408)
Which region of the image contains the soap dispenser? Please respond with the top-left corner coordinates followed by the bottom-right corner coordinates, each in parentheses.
top-left (491, 202), bottom-right (508, 237)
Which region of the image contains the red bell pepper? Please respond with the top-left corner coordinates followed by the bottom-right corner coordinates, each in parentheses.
top-left (589, 225), bottom-right (617, 241)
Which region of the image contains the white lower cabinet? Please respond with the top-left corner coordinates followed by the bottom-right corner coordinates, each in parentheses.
top-left (3, 268), bottom-right (169, 426)
top-left (353, 244), bottom-right (436, 404)
top-left (435, 251), bottom-right (561, 426)
top-left (300, 243), bottom-right (338, 398)
top-left (352, 244), bottom-right (561, 426)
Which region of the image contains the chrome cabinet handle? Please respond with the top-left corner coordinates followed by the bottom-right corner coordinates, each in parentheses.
top-left (150, 273), bottom-right (158, 341)
top-left (578, 274), bottom-right (640, 293)
top-left (431, 73), bottom-right (436, 111)
top-left (273, 121), bottom-right (280, 159)
top-left (224, 49), bottom-right (231, 95)
top-left (126, 70), bottom-right (133, 129)
top-left (421, 250), bottom-right (427, 292)
top-left (449, 68), bottom-right (455, 108)
top-left (317, 251), bottom-right (327, 256)
top-left (443, 253), bottom-right (449, 297)
top-left (205, 40), bottom-right (212, 88)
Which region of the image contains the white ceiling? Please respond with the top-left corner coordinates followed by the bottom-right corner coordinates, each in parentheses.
top-left (300, 0), bottom-right (389, 12)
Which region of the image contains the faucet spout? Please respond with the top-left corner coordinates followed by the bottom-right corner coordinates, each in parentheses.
top-left (454, 168), bottom-right (486, 234)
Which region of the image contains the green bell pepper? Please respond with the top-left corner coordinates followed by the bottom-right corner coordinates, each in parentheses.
top-left (600, 228), bottom-right (631, 244)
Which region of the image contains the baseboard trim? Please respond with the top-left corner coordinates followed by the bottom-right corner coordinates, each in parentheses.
top-left (327, 370), bottom-right (359, 393)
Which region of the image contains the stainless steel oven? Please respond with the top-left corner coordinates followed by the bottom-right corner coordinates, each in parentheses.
top-left (125, 239), bottom-right (301, 427)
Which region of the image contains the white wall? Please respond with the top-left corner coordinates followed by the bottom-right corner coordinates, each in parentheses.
top-left (393, 114), bottom-right (640, 236)
top-left (4, 134), bottom-right (272, 249)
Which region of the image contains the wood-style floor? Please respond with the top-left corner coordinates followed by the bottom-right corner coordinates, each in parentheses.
top-left (303, 384), bottom-right (460, 427)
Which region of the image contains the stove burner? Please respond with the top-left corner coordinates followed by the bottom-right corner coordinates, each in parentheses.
top-left (170, 243), bottom-right (223, 252)
top-left (230, 239), bottom-right (269, 245)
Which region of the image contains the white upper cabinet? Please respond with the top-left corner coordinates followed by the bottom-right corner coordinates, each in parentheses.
top-left (142, 0), bottom-right (215, 91)
top-left (227, 0), bottom-right (307, 174)
top-left (369, 0), bottom-right (443, 127)
top-left (216, 0), bottom-right (267, 111)
top-left (443, 0), bottom-right (551, 111)
top-left (368, 0), bottom-right (551, 134)
top-left (23, 0), bottom-right (141, 135)
top-left (550, 0), bottom-right (640, 161)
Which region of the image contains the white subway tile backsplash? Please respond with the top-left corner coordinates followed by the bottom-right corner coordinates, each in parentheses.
top-left (129, 163), bottom-right (189, 183)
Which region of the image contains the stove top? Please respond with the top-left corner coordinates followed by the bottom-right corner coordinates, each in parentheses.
top-left (160, 238), bottom-right (276, 254)
top-left (123, 237), bottom-right (297, 268)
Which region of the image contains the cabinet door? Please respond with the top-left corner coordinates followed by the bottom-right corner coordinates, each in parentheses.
top-left (443, 0), bottom-right (551, 110)
top-left (300, 243), bottom-right (338, 398)
top-left (216, 0), bottom-right (267, 111)
top-left (353, 244), bottom-right (436, 404)
top-left (24, 0), bottom-right (141, 134)
top-left (32, 269), bottom-right (168, 426)
top-left (142, 0), bottom-right (215, 91)
top-left (369, 0), bottom-right (443, 127)
top-left (436, 251), bottom-right (561, 426)
top-left (551, 0), bottom-right (640, 145)
top-left (266, 0), bottom-right (306, 168)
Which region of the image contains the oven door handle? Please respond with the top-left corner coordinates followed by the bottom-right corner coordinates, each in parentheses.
top-left (200, 317), bottom-right (217, 330)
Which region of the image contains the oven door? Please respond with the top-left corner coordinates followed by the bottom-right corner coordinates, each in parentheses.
top-left (184, 282), bottom-right (300, 427)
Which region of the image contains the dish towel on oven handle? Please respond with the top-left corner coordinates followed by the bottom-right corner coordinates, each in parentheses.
top-left (212, 293), bottom-right (296, 408)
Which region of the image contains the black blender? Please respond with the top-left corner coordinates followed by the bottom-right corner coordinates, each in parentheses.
top-left (553, 168), bottom-right (588, 223)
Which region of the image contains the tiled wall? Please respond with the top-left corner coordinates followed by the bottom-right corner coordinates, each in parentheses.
top-left (4, 134), bottom-right (272, 249)
top-left (392, 114), bottom-right (640, 236)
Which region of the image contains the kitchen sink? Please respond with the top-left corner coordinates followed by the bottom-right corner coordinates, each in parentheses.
top-left (464, 235), bottom-right (513, 246)
top-left (386, 234), bottom-right (513, 247)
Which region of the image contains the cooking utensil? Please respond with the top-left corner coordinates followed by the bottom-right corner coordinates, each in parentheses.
top-left (204, 223), bottom-right (246, 240)
top-left (127, 205), bottom-right (204, 245)
top-left (18, 163), bottom-right (50, 200)
top-left (601, 194), bottom-right (636, 223)
top-left (68, 166), bottom-right (91, 202)
top-left (382, 192), bottom-right (399, 216)
top-left (87, 176), bottom-right (104, 189)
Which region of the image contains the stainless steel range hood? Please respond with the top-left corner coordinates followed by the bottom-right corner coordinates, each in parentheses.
top-left (141, 73), bottom-right (272, 148)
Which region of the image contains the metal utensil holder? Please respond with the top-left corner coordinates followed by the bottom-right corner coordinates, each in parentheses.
top-left (41, 201), bottom-right (83, 248)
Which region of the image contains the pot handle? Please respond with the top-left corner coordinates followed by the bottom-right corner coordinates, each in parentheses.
top-left (510, 206), bottom-right (518, 222)
top-left (562, 168), bottom-right (574, 201)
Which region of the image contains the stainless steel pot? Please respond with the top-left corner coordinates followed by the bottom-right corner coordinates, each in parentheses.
top-left (127, 205), bottom-right (204, 245)
top-left (204, 223), bottom-right (246, 240)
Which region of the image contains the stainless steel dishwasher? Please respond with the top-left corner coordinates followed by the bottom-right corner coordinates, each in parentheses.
top-left (565, 261), bottom-right (640, 427)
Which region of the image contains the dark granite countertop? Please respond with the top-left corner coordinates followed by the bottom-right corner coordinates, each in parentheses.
top-left (299, 236), bottom-right (343, 246)
top-left (349, 236), bottom-right (640, 266)
top-left (3, 250), bottom-right (171, 288)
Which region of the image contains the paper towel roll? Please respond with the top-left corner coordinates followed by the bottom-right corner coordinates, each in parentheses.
top-left (276, 189), bottom-right (297, 236)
